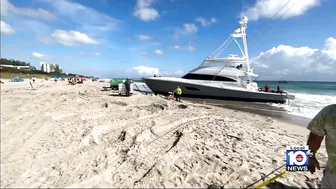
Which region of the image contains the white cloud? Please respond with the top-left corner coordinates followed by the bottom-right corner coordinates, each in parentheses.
top-left (182, 24), bottom-right (197, 33)
top-left (0, 20), bottom-right (15, 35)
top-left (251, 37), bottom-right (336, 81)
top-left (32, 52), bottom-right (51, 59)
top-left (154, 49), bottom-right (164, 55)
top-left (138, 51), bottom-right (148, 56)
top-left (44, 0), bottom-right (120, 32)
top-left (1, 0), bottom-right (55, 21)
top-left (186, 44), bottom-right (196, 52)
top-left (325, 37), bottom-right (336, 50)
top-left (210, 18), bottom-right (217, 23)
top-left (138, 34), bottom-right (152, 41)
top-left (171, 44), bottom-right (196, 52)
top-left (133, 66), bottom-right (159, 76)
top-left (174, 23), bottom-right (198, 38)
top-left (78, 52), bottom-right (102, 57)
top-left (242, 0), bottom-right (321, 21)
top-left (172, 45), bottom-right (180, 49)
top-left (133, 0), bottom-right (159, 21)
top-left (160, 70), bottom-right (185, 76)
top-left (195, 17), bottom-right (217, 27)
top-left (51, 30), bottom-right (99, 46)
top-left (322, 37), bottom-right (336, 60)
top-left (174, 70), bottom-right (184, 75)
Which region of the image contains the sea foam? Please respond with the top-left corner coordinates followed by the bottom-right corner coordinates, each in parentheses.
top-left (271, 93), bottom-right (336, 119)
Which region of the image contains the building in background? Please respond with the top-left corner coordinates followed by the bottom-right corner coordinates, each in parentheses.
top-left (40, 62), bottom-right (54, 73)
top-left (40, 62), bottom-right (61, 73)
top-left (0, 64), bottom-right (31, 70)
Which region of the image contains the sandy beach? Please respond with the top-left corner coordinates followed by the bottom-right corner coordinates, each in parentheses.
top-left (0, 80), bottom-right (328, 188)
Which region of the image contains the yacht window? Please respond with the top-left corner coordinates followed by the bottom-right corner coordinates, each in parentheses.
top-left (182, 73), bottom-right (236, 82)
top-left (199, 60), bottom-right (213, 67)
top-left (185, 86), bottom-right (200, 91)
top-left (241, 77), bottom-right (250, 84)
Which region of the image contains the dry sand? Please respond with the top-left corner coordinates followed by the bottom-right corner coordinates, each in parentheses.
top-left (0, 80), bottom-right (328, 188)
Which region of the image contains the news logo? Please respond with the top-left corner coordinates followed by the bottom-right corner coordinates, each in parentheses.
top-left (286, 145), bottom-right (313, 171)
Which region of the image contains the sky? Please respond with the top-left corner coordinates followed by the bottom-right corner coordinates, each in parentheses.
top-left (1, 0), bottom-right (336, 81)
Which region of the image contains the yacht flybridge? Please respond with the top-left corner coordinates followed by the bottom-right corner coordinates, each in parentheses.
top-left (143, 16), bottom-right (295, 104)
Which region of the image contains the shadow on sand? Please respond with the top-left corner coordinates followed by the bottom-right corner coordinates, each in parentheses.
top-left (108, 94), bottom-right (132, 97)
top-left (266, 181), bottom-right (302, 189)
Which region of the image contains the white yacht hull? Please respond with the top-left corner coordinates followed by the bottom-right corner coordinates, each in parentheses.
top-left (144, 77), bottom-right (289, 104)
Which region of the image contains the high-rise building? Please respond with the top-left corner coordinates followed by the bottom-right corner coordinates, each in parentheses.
top-left (40, 62), bottom-right (60, 73)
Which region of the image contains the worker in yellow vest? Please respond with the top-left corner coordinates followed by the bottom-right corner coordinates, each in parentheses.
top-left (174, 86), bottom-right (182, 101)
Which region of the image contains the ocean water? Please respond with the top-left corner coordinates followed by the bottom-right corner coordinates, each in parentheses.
top-left (257, 81), bottom-right (336, 119)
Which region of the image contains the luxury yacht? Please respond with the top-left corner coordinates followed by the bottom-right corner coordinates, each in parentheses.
top-left (143, 16), bottom-right (295, 104)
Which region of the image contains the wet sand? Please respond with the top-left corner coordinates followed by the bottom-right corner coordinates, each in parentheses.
top-left (183, 98), bottom-right (311, 127)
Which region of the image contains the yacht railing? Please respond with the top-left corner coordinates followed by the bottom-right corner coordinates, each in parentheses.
top-left (198, 65), bottom-right (242, 70)
top-left (197, 16), bottom-right (258, 83)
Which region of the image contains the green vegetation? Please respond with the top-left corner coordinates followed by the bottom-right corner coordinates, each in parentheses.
top-left (54, 64), bottom-right (61, 73)
top-left (0, 58), bottom-right (34, 67)
top-left (0, 58), bottom-right (88, 79)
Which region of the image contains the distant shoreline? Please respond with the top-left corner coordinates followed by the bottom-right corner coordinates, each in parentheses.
top-left (0, 71), bottom-right (89, 80)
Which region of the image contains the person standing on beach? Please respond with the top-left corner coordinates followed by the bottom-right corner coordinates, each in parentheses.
top-left (125, 77), bottom-right (132, 96)
top-left (306, 104), bottom-right (336, 188)
top-left (174, 86), bottom-right (182, 101)
top-left (32, 76), bottom-right (36, 84)
top-left (29, 76), bottom-right (36, 89)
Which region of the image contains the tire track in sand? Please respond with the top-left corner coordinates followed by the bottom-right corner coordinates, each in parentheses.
top-left (91, 116), bottom-right (210, 188)
top-left (3, 121), bottom-right (56, 164)
top-left (1, 109), bottom-right (164, 166)
top-left (64, 115), bottom-right (207, 188)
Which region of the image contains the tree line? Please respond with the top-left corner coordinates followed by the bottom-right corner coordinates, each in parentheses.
top-left (0, 58), bottom-right (86, 77)
top-left (0, 58), bottom-right (36, 69)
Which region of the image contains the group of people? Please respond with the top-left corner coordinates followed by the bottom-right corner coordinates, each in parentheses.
top-left (264, 84), bottom-right (282, 93)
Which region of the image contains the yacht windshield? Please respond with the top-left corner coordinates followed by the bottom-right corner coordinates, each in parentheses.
top-left (198, 60), bottom-right (243, 69)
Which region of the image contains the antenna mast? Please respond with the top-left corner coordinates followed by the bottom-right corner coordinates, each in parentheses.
top-left (202, 16), bottom-right (257, 82)
top-left (239, 16), bottom-right (252, 83)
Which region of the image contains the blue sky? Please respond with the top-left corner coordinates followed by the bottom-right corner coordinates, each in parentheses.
top-left (1, 0), bottom-right (336, 81)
